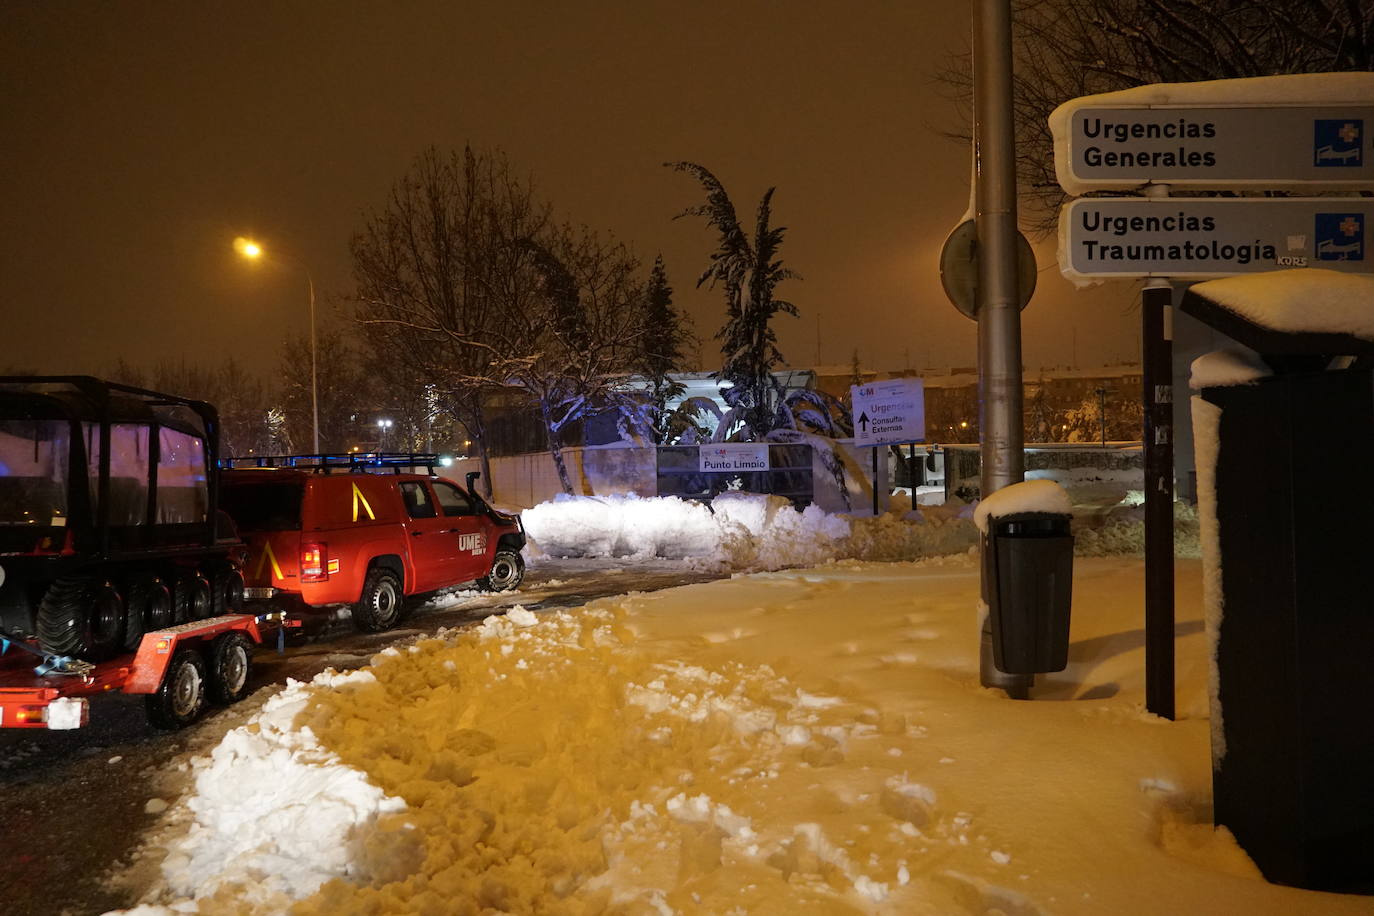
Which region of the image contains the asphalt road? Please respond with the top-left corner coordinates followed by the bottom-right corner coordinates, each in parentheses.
top-left (0, 559), bottom-right (721, 916)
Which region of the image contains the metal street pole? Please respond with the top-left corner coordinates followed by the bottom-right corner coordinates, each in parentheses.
top-left (307, 270), bottom-right (320, 455)
top-left (974, 0), bottom-right (1030, 698)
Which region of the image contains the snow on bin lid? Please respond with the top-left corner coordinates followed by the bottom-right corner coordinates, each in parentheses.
top-left (974, 479), bottom-right (1073, 535)
top-left (1190, 349), bottom-right (1273, 390)
top-left (1186, 269), bottom-right (1374, 344)
top-left (1049, 72), bottom-right (1374, 196)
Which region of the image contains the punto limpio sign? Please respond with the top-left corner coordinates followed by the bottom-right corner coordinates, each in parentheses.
top-left (1061, 198), bottom-right (1373, 280)
top-left (699, 443), bottom-right (770, 473)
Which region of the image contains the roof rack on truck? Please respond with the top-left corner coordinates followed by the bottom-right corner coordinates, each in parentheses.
top-left (218, 453), bottom-right (444, 475)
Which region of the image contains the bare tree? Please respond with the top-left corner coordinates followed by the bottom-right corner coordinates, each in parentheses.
top-left (498, 225), bottom-right (653, 494)
top-left (939, 0), bottom-right (1374, 233)
top-left (352, 146), bottom-right (553, 496)
top-left (277, 327), bottom-right (375, 454)
top-left (105, 357), bottom-right (274, 457)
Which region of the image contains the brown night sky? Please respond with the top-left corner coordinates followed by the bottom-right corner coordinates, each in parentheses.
top-left (1, 1), bottom-right (1138, 383)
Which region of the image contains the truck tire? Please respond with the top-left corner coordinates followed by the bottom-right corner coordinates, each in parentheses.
top-left (477, 549), bottom-right (524, 592)
top-left (208, 632), bottom-right (254, 705)
top-left (131, 578), bottom-right (174, 631)
top-left (146, 648), bottom-right (208, 730)
top-left (353, 568), bottom-right (402, 633)
top-left (36, 578), bottom-right (125, 662)
top-left (212, 567), bottom-right (245, 616)
top-left (175, 574), bottom-right (213, 623)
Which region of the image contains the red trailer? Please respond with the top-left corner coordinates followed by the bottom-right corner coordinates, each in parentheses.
top-left (0, 611), bottom-right (293, 730)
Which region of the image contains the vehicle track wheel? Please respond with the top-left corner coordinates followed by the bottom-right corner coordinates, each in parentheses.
top-left (121, 580), bottom-right (146, 653)
top-left (477, 549), bottom-right (525, 592)
top-left (208, 632), bottom-right (254, 705)
top-left (212, 568), bottom-right (245, 615)
top-left (36, 578), bottom-right (125, 662)
top-left (146, 648), bottom-right (208, 730)
top-left (176, 574), bottom-right (213, 622)
top-left (354, 568), bottom-right (402, 633)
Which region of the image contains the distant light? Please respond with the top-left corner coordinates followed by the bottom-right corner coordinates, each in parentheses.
top-left (377, 418), bottom-right (393, 428)
top-left (233, 236), bottom-right (262, 259)
top-left (959, 421), bottom-right (968, 429)
top-left (439, 456), bottom-right (453, 467)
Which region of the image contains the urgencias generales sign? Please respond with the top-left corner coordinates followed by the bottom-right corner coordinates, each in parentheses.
top-left (699, 443), bottom-right (770, 473)
top-left (1060, 106), bottom-right (1374, 192)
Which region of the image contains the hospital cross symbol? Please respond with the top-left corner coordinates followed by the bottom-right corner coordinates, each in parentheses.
top-left (1341, 216), bottom-right (1362, 237)
top-left (1339, 122), bottom-right (1360, 144)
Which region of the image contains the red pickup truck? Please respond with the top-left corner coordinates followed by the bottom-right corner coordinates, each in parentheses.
top-left (219, 461), bottom-right (525, 632)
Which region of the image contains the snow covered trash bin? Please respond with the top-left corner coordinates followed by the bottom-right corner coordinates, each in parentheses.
top-left (975, 480), bottom-right (1074, 675)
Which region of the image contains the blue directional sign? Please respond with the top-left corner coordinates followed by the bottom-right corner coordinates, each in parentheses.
top-left (1316, 212), bottom-right (1365, 261)
top-left (1314, 120), bottom-right (1363, 167)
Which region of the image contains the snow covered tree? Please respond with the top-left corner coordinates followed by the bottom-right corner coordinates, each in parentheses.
top-left (634, 255), bottom-right (697, 444)
top-left (668, 162), bottom-right (799, 441)
top-left (351, 145), bottom-right (552, 495)
top-left (939, 0), bottom-right (1374, 232)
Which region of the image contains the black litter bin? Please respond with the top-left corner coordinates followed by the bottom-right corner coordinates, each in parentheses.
top-left (1182, 283), bottom-right (1374, 895)
top-left (983, 511), bottom-right (1073, 674)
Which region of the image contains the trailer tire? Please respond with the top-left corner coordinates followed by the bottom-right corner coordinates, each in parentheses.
top-left (353, 568), bottom-right (402, 633)
top-left (36, 578), bottom-right (125, 662)
top-left (477, 549), bottom-right (524, 592)
top-left (208, 632), bottom-right (253, 705)
top-left (146, 649), bottom-right (207, 730)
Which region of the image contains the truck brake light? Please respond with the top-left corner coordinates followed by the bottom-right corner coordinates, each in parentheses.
top-left (301, 543), bottom-right (329, 582)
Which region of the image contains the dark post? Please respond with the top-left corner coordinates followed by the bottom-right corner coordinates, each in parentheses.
top-left (1142, 279), bottom-right (1175, 720)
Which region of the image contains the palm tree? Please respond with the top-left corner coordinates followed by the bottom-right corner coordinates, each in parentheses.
top-left (668, 162), bottom-right (798, 440)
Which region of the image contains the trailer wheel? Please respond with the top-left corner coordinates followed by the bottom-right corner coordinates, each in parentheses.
top-left (121, 580), bottom-right (145, 652)
top-left (208, 632), bottom-right (254, 705)
top-left (36, 578), bottom-right (125, 662)
top-left (353, 568), bottom-right (402, 633)
top-left (477, 549), bottom-right (525, 592)
top-left (146, 649), bottom-right (207, 730)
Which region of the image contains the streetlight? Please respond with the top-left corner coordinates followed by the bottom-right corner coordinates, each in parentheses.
top-left (377, 418), bottom-right (393, 451)
top-left (234, 236), bottom-right (320, 454)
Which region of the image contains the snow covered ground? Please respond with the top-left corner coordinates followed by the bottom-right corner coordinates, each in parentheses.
top-left (109, 494), bottom-right (1363, 914)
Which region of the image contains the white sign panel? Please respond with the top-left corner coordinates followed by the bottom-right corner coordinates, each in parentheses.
top-left (1055, 105), bottom-right (1374, 192)
top-left (1060, 197), bottom-right (1374, 280)
top-left (851, 378), bottom-right (926, 447)
top-left (699, 443), bottom-right (770, 473)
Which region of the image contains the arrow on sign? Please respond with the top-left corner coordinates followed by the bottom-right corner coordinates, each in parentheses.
top-left (858, 411), bottom-right (870, 433)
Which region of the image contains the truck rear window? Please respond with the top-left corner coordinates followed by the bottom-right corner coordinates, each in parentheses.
top-left (220, 482), bottom-right (303, 531)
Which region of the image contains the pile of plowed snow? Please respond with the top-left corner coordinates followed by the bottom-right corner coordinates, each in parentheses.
top-left (520, 492), bottom-right (979, 569)
top-left (112, 558), bottom-right (1360, 916)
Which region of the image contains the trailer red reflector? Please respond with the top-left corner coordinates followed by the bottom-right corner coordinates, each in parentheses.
top-left (15, 706), bottom-right (45, 724)
top-left (156, 638), bottom-right (171, 653)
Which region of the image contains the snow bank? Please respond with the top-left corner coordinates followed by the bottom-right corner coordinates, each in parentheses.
top-left (1190, 349), bottom-right (1273, 390)
top-left (1188, 269), bottom-right (1374, 342)
top-left (522, 491), bottom-right (980, 570)
top-left (972, 479), bottom-right (1073, 534)
top-left (116, 557), bottom-right (1370, 915)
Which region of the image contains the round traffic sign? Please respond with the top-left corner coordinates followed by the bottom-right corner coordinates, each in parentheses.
top-left (939, 219), bottom-right (1038, 320)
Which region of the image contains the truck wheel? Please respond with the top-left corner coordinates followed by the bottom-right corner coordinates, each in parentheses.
top-left (354, 568), bottom-right (402, 633)
top-left (145, 649), bottom-right (207, 730)
top-left (36, 578), bottom-right (125, 661)
top-left (208, 632), bottom-right (254, 704)
top-left (133, 578), bottom-right (174, 631)
top-left (122, 580), bottom-right (145, 653)
top-left (212, 568), bottom-right (245, 615)
top-left (175, 575), bottom-right (213, 622)
top-left (477, 549), bottom-right (524, 592)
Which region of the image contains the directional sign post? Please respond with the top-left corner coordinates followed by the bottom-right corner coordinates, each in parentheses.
top-left (1061, 197), bottom-right (1374, 281)
top-left (851, 378), bottom-right (925, 516)
top-left (1056, 105), bottom-right (1374, 192)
